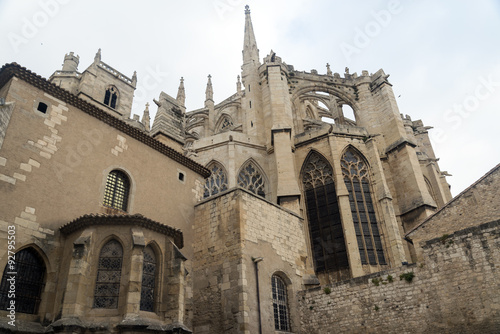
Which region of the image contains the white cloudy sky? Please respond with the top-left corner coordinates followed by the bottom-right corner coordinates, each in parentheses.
top-left (1, 0), bottom-right (499, 196)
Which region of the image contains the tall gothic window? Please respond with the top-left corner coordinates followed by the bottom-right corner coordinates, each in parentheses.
top-left (341, 148), bottom-right (386, 265)
top-left (0, 248), bottom-right (45, 314)
top-left (93, 240), bottom-right (123, 309)
top-left (140, 245), bottom-right (157, 312)
top-left (103, 170), bottom-right (130, 211)
top-left (204, 162), bottom-right (228, 198)
top-left (302, 152), bottom-right (349, 273)
top-left (104, 86), bottom-right (118, 109)
top-left (272, 274), bottom-right (290, 332)
top-left (238, 161), bottom-right (266, 198)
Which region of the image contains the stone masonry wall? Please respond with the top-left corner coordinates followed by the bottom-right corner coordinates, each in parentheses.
top-left (298, 219), bottom-right (500, 334)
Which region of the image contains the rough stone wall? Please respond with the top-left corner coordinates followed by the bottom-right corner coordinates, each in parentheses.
top-left (408, 164), bottom-right (500, 245)
top-left (298, 219), bottom-right (500, 334)
top-left (192, 189), bottom-right (307, 334)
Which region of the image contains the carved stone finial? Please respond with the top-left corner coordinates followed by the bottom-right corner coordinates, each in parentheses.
top-left (345, 67), bottom-right (349, 74)
top-left (245, 5), bottom-right (250, 14)
top-left (326, 63), bottom-right (333, 76)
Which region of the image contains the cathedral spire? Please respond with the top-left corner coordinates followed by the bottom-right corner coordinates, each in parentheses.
top-left (177, 77), bottom-right (186, 106)
top-left (243, 5), bottom-right (259, 66)
top-left (142, 102), bottom-right (150, 131)
top-left (205, 75), bottom-right (213, 102)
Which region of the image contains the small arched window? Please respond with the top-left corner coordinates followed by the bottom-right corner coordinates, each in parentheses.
top-left (93, 239), bottom-right (123, 309)
top-left (103, 170), bottom-right (130, 211)
top-left (0, 248), bottom-right (45, 314)
top-left (272, 274), bottom-right (290, 332)
top-left (341, 148), bottom-right (386, 265)
top-left (238, 160), bottom-right (266, 198)
top-left (204, 162), bottom-right (228, 198)
top-left (140, 245), bottom-right (157, 312)
top-left (104, 86), bottom-right (118, 109)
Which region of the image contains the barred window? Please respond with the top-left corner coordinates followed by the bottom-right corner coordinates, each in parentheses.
top-left (204, 162), bottom-right (228, 198)
top-left (140, 246), bottom-right (157, 312)
top-left (272, 275), bottom-right (290, 332)
top-left (103, 170), bottom-right (130, 211)
top-left (341, 148), bottom-right (386, 265)
top-left (302, 152), bottom-right (349, 273)
top-left (93, 240), bottom-right (123, 309)
top-left (238, 161), bottom-right (266, 198)
top-left (104, 86), bottom-right (118, 109)
top-left (0, 248), bottom-right (45, 314)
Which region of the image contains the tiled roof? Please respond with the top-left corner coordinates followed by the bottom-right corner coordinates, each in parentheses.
top-left (60, 213), bottom-right (184, 248)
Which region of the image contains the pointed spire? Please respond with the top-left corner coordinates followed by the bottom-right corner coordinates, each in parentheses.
top-left (132, 71), bottom-right (137, 87)
top-left (236, 75), bottom-right (242, 94)
top-left (205, 74), bottom-right (213, 102)
top-left (142, 102), bottom-right (150, 131)
top-left (243, 5), bottom-right (259, 66)
top-left (176, 77), bottom-right (186, 106)
top-left (94, 48), bottom-right (101, 64)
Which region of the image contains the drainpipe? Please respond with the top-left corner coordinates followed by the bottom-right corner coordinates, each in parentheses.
top-left (252, 257), bottom-right (264, 334)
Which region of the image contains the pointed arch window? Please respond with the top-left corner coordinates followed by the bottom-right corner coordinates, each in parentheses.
top-left (272, 274), bottom-right (290, 331)
top-left (93, 240), bottom-right (123, 309)
top-left (103, 170), bottom-right (130, 211)
top-left (104, 86), bottom-right (118, 109)
top-left (217, 116), bottom-right (233, 133)
top-left (140, 245), bottom-right (157, 312)
top-left (238, 161), bottom-right (266, 198)
top-left (0, 248), bottom-right (45, 314)
top-left (341, 148), bottom-right (386, 265)
top-left (302, 152), bottom-right (349, 273)
top-left (204, 162), bottom-right (228, 198)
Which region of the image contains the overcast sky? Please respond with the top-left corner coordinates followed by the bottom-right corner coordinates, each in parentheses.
top-left (1, 0), bottom-right (499, 196)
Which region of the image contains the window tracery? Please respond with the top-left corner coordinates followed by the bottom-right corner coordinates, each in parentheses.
top-left (104, 86), bottom-right (118, 109)
top-left (302, 152), bottom-right (349, 273)
top-left (204, 162), bottom-right (228, 198)
top-left (93, 240), bottom-right (123, 309)
top-left (238, 161), bottom-right (266, 198)
top-left (341, 148), bottom-right (386, 265)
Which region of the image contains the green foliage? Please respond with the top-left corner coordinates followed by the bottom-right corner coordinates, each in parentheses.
top-left (387, 275), bottom-right (393, 283)
top-left (309, 306), bottom-right (314, 310)
top-left (400, 272), bottom-right (415, 283)
top-left (324, 287), bottom-right (331, 295)
top-left (374, 305), bottom-right (380, 311)
top-left (371, 278), bottom-right (380, 286)
top-left (440, 234), bottom-right (450, 244)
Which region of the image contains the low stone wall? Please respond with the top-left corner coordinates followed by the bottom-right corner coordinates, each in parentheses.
top-left (298, 220), bottom-right (500, 333)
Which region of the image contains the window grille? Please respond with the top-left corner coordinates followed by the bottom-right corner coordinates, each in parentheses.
top-left (0, 248), bottom-right (45, 314)
top-left (272, 275), bottom-right (290, 331)
top-left (341, 149), bottom-right (386, 265)
top-left (302, 152), bottom-right (349, 273)
top-left (103, 170), bottom-right (130, 211)
top-left (93, 240), bottom-right (123, 309)
top-left (140, 246), bottom-right (157, 312)
top-left (104, 87), bottom-right (118, 109)
top-left (204, 163), bottom-right (228, 198)
top-left (238, 161), bottom-right (266, 198)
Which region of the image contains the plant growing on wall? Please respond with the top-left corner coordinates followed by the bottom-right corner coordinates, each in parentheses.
top-left (400, 272), bottom-right (415, 283)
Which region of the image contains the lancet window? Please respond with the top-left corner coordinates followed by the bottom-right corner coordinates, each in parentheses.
top-left (93, 239), bottom-right (123, 309)
top-left (140, 245), bottom-right (157, 312)
top-left (341, 148), bottom-right (386, 265)
top-left (272, 274), bottom-right (290, 331)
top-left (302, 152), bottom-right (349, 273)
top-left (103, 170), bottom-right (130, 211)
top-left (104, 86), bottom-right (118, 109)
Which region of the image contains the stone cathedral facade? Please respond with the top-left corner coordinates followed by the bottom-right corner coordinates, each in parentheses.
top-left (1, 6), bottom-right (499, 334)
